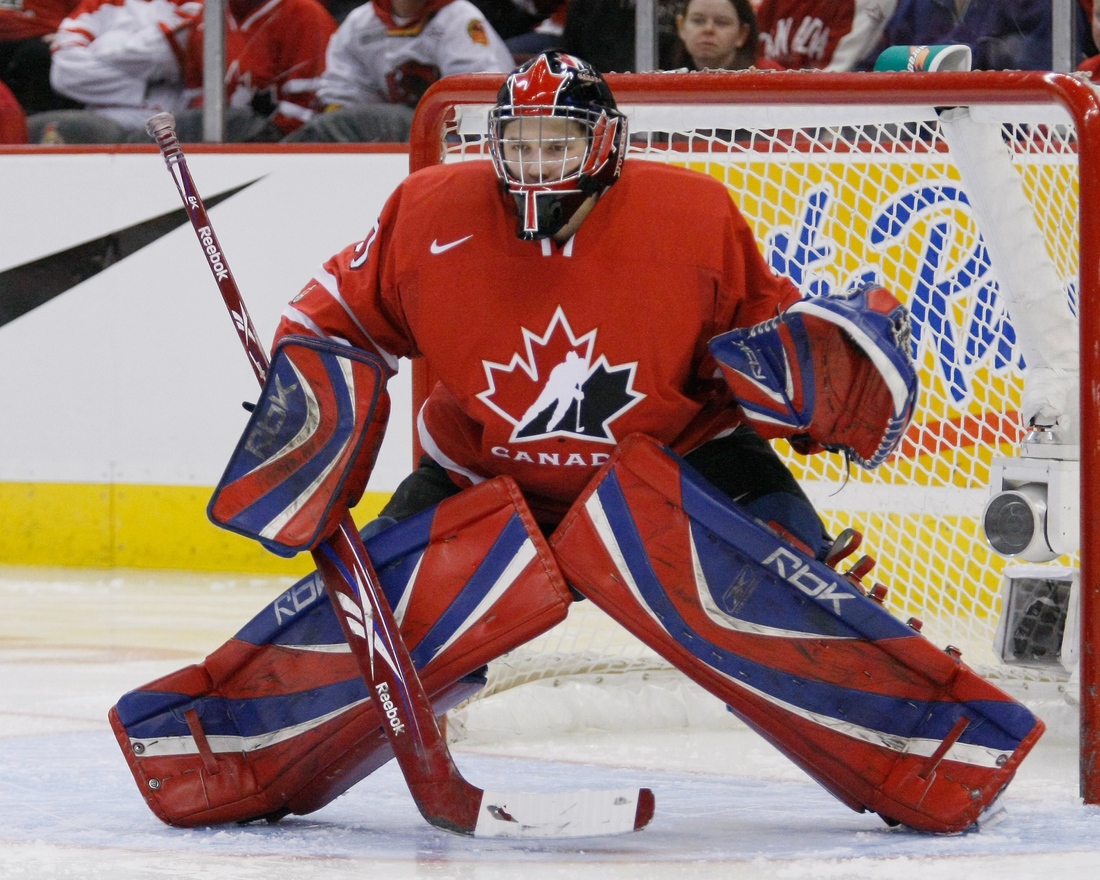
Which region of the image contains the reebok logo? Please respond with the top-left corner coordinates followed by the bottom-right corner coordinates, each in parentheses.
top-left (430, 234), bottom-right (473, 254)
top-left (197, 225), bottom-right (230, 281)
top-left (374, 682), bottom-right (407, 735)
top-left (272, 574), bottom-right (325, 625)
top-left (243, 372), bottom-right (299, 459)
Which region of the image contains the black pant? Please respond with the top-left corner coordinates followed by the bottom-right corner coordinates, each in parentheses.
top-left (378, 427), bottom-right (828, 556)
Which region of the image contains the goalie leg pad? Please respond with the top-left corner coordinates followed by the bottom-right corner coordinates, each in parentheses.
top-left (110, 476), bottom-right (572, 827)
top-left (549, 433), bottom-right (1044, 833)
top-left (208, 335), bottom-right (391, 555)
top-left (709, 283), bottom-right (918, 468)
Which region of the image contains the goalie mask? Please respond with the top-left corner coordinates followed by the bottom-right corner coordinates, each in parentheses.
top-left (489, 51), bottom-right (628, 241)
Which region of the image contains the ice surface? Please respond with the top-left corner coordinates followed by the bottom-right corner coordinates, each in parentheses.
top-left (3, 566), bottom-right (1098, 879)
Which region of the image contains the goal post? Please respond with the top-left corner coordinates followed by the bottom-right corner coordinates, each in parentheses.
top-left (407, 70), bottom-right (1100, 803)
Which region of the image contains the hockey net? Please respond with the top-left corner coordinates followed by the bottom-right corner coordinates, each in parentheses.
top-left (408, 72), bottom-right (1095, 718)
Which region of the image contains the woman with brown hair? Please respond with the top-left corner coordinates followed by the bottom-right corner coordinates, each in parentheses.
top-left (672, 0), bottom-right (761, 70)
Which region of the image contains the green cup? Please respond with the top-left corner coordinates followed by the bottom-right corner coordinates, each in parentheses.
top-left (874, 44), bottom-right (973, 72)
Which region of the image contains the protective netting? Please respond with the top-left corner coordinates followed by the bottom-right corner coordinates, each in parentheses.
top-left (434, 95), bottom-right (1080, 699)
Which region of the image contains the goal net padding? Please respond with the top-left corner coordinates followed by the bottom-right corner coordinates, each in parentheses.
top-left (406, 71), bottom-right (1096, 744)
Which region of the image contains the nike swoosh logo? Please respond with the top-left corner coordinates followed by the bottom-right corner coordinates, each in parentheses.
top-left (430, 235), bottom-right (473, 254)
top-left (0, 178), bottom-right (262, 330)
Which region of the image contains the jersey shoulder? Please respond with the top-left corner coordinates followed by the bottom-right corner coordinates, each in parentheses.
top-left (389, 162), bottom-right (506, 239)
top-left (401, 160), bottom-right (500, 200)
top-left (619, 159), bottom-right (731, 192)
top-left (616, 160), bottom-right (739, 219)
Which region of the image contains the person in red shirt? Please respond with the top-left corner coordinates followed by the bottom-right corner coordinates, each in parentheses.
top-left (755, 0), bottom-right (896, 71)
top-left (169, 0), bottom-right (336, 141)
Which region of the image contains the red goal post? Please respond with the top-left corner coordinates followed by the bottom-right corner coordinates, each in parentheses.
top-left (407, 70), bottom-right (1100, 803)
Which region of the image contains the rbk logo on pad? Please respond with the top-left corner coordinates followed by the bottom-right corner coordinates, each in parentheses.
top-left (478, 306), bottom-right (644, 443)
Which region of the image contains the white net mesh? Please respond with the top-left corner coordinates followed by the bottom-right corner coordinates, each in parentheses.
top-left (431, 89), bottom-right (1081, 701)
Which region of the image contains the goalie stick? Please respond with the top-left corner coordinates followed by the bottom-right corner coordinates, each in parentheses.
top-left (143, 112), bottom-right (655, 838)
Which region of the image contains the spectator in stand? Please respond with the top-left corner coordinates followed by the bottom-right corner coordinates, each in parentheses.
top-left (669, 0), bottom-right (759, 71)
top-left (25, 0), bottom-right (194, 143)
top-left (284, 0), bottom-right (513, 143)
top-left (855, 0), bottom-right (1055, 72)
top-left (560, 0), bottom-right (681, 72)
top-left (1, 76), bottom-right (29, 140)
top-left (29, 0), bottom-right (335, 143)
top-left (755, 0), bottom-right (896, 71)
top-left (1, 0), bottom-right (80, 114)
top-left (166, 0), bottom-right (336, 141)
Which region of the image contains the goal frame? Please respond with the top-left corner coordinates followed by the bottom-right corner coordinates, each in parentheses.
top-left (406, 69), bottom-right (1100, 803)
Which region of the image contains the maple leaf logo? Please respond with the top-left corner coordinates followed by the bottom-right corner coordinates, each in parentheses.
top-left (478, 307), bottom-right (645, 444)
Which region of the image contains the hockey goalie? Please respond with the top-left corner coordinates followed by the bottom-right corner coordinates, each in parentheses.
top-left (110, 50), bottom-right (1043, 836)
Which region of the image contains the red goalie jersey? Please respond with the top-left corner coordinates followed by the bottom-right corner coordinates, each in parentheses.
top-left (277, 160), bottom-right (801, 524)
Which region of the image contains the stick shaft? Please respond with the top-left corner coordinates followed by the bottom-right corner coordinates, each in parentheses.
top-left (146, 115), bottom-right (268, 385)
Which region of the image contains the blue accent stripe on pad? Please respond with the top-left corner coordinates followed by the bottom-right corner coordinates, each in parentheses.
top-left (594, 471), bottom-right (1034, 750)
top-left (677, 469), bottom-right (915, 642)
top-left (409, 512), bottom-right (533, 669)
top-left (117, 676), bottom-right (368, 738)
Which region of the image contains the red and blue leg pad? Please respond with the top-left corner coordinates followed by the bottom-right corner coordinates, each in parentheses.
top-left (550, 433), bottom-right (1043, 833)
top-left (109, 476), bottom-right (572, 827)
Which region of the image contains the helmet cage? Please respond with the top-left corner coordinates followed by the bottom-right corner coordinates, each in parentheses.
top-left (489, 105), bottom-right (624, 239)
top-left (488, 52), bottom-right (628, 240)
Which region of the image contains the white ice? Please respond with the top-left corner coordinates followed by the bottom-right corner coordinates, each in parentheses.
top-left (2, 567), bottom-right (1099, 880)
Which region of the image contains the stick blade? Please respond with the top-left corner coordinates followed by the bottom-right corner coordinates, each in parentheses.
top-left (473, 787), bottom-right (655, 838)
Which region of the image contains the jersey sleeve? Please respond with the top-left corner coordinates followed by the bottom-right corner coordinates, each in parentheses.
top-left (275, 180), bottom-right (416, 377)
top-left (825, 0), bottom-right (896, 72)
